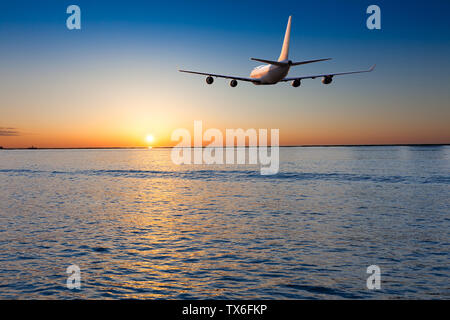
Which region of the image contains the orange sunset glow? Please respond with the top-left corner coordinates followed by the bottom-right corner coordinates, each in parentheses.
top-left (1, 2), bottom-right (449, 149)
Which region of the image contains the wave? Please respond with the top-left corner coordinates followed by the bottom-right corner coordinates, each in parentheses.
top-left (1, 168), bottom-right (449, 184)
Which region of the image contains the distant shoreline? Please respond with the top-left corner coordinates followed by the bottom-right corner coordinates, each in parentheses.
top-left (0, 144), bottom-right (448, 150)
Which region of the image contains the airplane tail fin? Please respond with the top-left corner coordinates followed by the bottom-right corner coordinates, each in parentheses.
top-left (278, 16), bottom-right (292, 61)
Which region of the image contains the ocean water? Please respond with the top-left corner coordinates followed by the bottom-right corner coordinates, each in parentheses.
top-left (0, 146), bottom-right (449, 299)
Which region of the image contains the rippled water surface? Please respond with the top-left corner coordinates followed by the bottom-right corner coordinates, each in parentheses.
top-left (0, 146), bottom-right (449, 299)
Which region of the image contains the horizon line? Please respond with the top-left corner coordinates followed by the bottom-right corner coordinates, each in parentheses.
top-left (1, 143), bottom-right (449, 150)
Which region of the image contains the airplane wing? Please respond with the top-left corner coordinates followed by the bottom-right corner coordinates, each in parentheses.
top-left (179, 70), bottom-right (259, 83)
top-left (281, 64), bottom-right (376, 82)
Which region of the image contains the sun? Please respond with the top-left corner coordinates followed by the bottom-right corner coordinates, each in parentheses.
top-left (145, 134), bottom-right (155, 144)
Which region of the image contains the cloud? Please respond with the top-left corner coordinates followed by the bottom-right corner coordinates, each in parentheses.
top-left (0, 127), bottom-right (20, 136)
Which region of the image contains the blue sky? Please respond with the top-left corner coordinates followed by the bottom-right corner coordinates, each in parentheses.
top-left (0, 0), bottom-right (449, 147)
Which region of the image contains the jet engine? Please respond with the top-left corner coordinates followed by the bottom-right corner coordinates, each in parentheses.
top-left (292, 79), bottom-right (301, 87)
top-left (322, 76), bottom-right (333, 85)
top-left (230, 79), bottom-right (238, 87)
top-left (206, 76), bottom-right (214, 84)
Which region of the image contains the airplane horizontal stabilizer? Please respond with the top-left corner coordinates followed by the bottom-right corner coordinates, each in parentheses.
top-left (250, 58), bottom-right (287, 67)
top-left (290, 58), bottom-right (332, 66)
top-left (252, 57), bottom-right (331, 67)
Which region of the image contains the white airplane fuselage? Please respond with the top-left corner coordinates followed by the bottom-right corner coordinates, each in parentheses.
top-left (250, 63), bottom-right (291, 85)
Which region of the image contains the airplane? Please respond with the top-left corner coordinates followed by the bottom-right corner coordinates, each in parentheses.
top-left (179, 16), bottom-right (375, 87)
